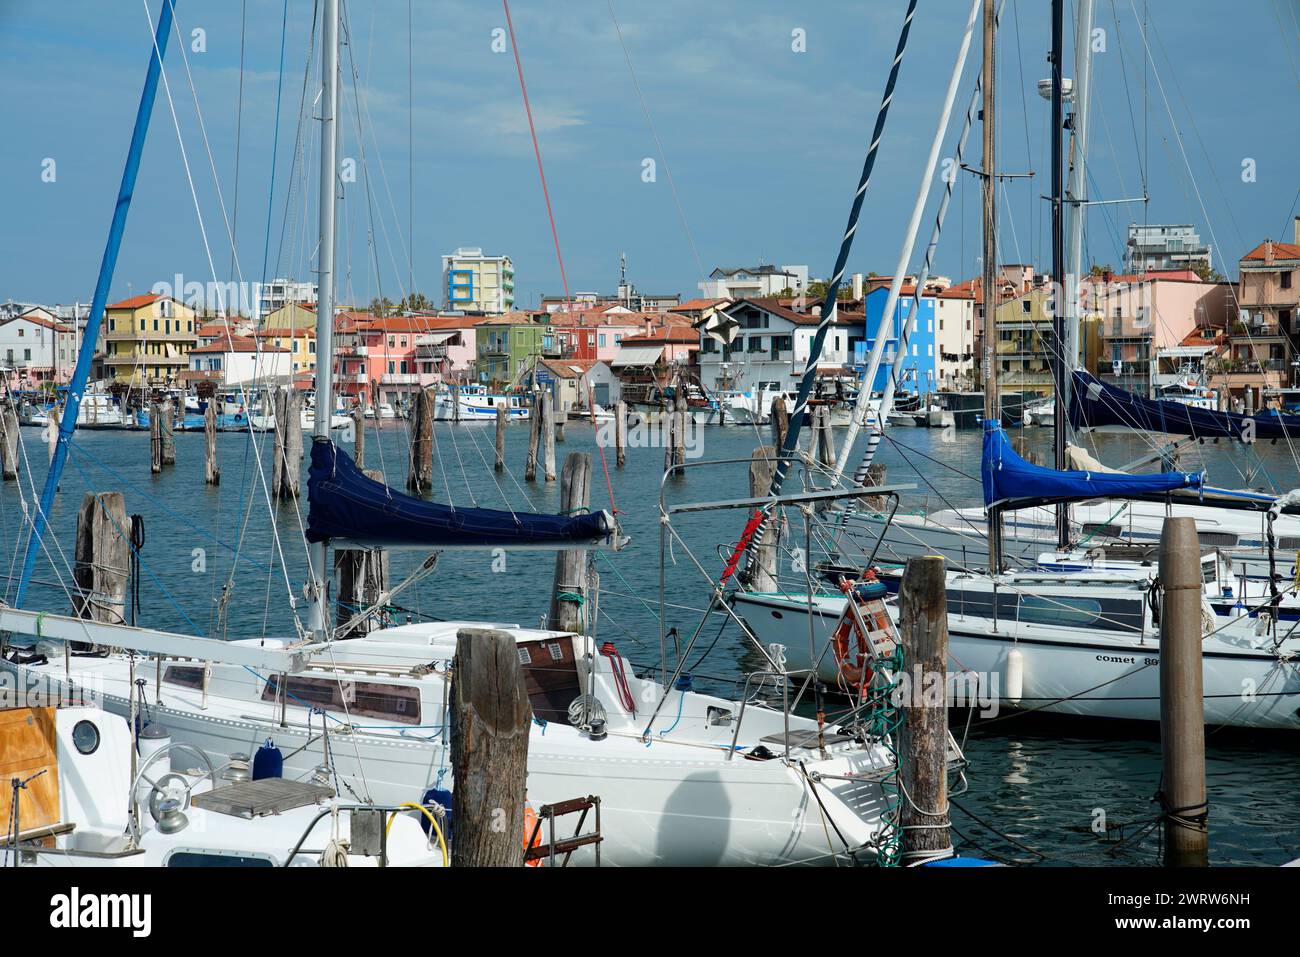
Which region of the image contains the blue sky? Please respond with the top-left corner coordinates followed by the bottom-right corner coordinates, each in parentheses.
top-left (1, 0), bottom-right (1296, 310)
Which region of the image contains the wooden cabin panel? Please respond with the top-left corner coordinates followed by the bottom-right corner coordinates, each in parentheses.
top-left (0, 707), bottom-right (60, 833)
top-left (517, 638), bottom-right (581, 724)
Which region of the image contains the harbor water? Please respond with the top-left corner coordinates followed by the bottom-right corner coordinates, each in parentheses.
top-left (4, 417), bottom-right (1298, 865)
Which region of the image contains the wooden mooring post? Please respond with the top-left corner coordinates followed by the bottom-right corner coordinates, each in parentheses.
top-left (863, 462), bottom-right (888, 512)
top-left (524, 393), bottom-right (542, 481)
top-left (549, 452), bottom-right (592, 633)
top-left (770, 395), bottom-right (789, 450)
top-left (352, 405), bottom-right (365, 469)
top-left (272, 389), bottom-right (303, 500)
top-left (494, 404), bottom-right (507, 472)
top-left (149, 401), bottom-right (163, 474)
top-left (897, 554), bottom-right (953, 865)
top-left (204, 402), bottom-right (219, 485)
top-left (159, 397), bottom-right (176, 466)
top-left (335, 469), bottom-right (391, 637)
top-left (1159, 516), bottom-right (1209, 866)
top-left (1, 402), bottom-right (20, 480)
top-left (74, 492), bottom-right (129, 628)
top-left (747, 447), bottom-right (781, 592)
top-left (408, 386), bottom-right (433, 493)
top-left (542, 395), bottom-right (557, 482)
top-left (451, 627), bottom-right (532, 867)
top-left (614, 400), bottom-right (627, 468)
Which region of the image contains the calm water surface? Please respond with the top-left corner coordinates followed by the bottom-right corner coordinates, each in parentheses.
top-left (3, 416), bottom-right (1297, 865)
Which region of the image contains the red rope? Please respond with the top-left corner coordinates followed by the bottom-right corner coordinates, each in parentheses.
top-left (720, 509), bottom-right (765, 584)
top-left (600, 642), bottom-right (637, 715)
top-left (502, 0), bottom-right (572, 313)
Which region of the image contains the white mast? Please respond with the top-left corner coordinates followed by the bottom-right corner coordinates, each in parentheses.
top-left (832, 0), bottom-right (983, 483)
top-left (1062, 0), bottom-right (1095, 438)
top-left (307, 0), bottom-right (340, 637)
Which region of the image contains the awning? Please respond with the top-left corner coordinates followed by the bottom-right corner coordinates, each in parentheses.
top-left (612, 345), bottom-right (664, 367)
top-left (416, 332), bottom-right (458, 345)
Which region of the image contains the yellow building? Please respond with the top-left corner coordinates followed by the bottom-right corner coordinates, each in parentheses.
top-left (104, 293), bottom-right (198, 386)
top-left (254, 327), bottom-right (316, 373)
top-left (260, 301), bottom-right (317, 331)
top-left (993, 287), bottom-right (1056, 397)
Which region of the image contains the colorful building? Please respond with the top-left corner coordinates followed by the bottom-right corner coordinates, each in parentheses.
top-left (474, 313), bottom-right (557, 387)
top-left (441, 247), bottom-right (514, 314)
top-left (860, 285), bottom-right (940, 396)
top-left (103, 293), bottom-right (198, 387)
top-left (0, 307), bottom-right (76, 388)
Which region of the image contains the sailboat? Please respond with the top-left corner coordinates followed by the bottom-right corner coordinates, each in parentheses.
top-left (729, 0), bottom-right (1300, 730)
top-left (2, 0), bottom-right (899, 867)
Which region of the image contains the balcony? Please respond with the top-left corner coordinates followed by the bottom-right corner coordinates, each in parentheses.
top-left (379, 372), bottom-right (420, 385)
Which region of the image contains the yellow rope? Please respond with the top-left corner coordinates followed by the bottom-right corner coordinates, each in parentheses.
top-left (386, 802), bottom-right (449, 867)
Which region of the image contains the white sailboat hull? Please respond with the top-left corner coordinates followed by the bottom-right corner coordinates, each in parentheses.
top-left (731, 589), bottom-right (1300, 729)
top-left (5, 626), bottom-right (892, 866)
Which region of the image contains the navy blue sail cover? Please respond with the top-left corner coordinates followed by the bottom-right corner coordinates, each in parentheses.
top-left (982, 422), bottom-right (1202, 509)
top-left (1070, 370), bottom-right (1300, 440)
top-left (307, 440), bottom-right (616, 549)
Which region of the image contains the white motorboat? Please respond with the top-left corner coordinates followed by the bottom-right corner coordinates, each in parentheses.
top-left (1, 699), bottom-right (444, 868)
top-left (433, 385), bottom-right (529, 422)
top-left (5, 620), bottom-right (897, 866)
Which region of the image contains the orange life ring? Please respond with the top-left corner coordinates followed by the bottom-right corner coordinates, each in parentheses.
top-left (523, 804), bottom-right (543, 867)
top-left (830, 612), bottom-right (872, 690)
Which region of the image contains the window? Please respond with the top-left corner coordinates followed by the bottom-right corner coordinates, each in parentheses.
top-left (388, 361), bottom-right (395, 374)
top-left (261, 675), bottom-right (421, 724)
top-left (1282, 272), bottom-right (1293, 290)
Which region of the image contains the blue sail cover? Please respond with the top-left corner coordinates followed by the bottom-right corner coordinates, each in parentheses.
top-left (982, 422), bottom-right (1202, 509)
top-left (307, 440), bottom-right (618, 549)
top-left (1070, 370), bottom-right (1300, 440)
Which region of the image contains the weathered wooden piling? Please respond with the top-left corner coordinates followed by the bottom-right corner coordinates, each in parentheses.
top-left (335, 469), bottom-right (391, 637)
top-left (451, 383), bottom-right (461, 424)
top-left (813, 405), bottom-right (836, 471)
top-left (74, 491), bottom-right (129, 626)
top-left (747, 446), bottom-right (781, 592)
top-left (542, 396), bottom-right (557, 482)
top-left (1159, 516), bottom-right (1209, 867)
top-left (549, 452), bottom-right (592, 634)
top-left (451, 627), bottom-right (532, 867)
top-left (770, 395), bottom-right (789, 450)
top-left (863, 462), bottom-right (888, 512)
top-left (897, 554), bottom-right (953, 865)
top-left (149, 401), bottom-right (163, 474)
top-left (47, 404), bottom-right (60, 467)
top-left (614, 400), bottom-right (627, 468)
top-left (352, 405), bottom-right (365, 469)
top-left (673, 397), bottom-right (687, 475)
top-left (525, 393), bottom-right (542, 481)
top-left (494, 404), bottom-right (507, 472)
top-left (408, 386), bottom-right (433, 493)
top-left (272, 389), bottom-right (303, 500)
top-left (0, 404), bottom-right (18, 480)
top-left (159, 397), bottom-right (176, 466)
top-left (204, 402), bottom-right (220, 485)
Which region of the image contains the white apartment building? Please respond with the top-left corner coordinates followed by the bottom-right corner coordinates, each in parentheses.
top-left (441, 247), bottom-right (515, 314)
top-left (698, 264), bottom-right (809, 300)
top-left (697, 298), bottom-right (850, 393)
top-left (0, 308), bottom-right (77, 386)
top-left (256, 278), bottom-right (318, 322)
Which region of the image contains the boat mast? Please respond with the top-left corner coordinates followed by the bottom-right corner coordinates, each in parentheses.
top-left (833, 0), bottom-right (983, 486)
top-left (307, 0), bottom-right (340, 637)
top-left (14, 0), bottom-right (177, 608)
top-left (1050, 0), bottom-right (1068, 549)
top-left (980, 0), bottom-right (1002, 574)
top-left (1063, 0), bottom-right (1095, 431)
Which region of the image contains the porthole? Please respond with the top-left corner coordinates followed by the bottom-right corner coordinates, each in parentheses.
top-left (72, 720), bottom-right (100, 755)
